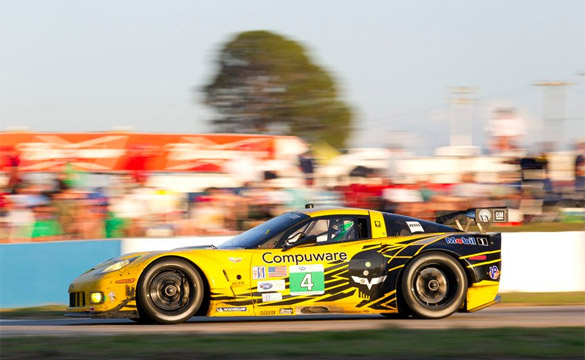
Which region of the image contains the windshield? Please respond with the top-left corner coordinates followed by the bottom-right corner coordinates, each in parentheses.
top-left (218, 212), bottom-right (309, 249)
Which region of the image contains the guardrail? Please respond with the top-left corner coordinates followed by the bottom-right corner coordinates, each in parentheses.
top-left (0, 232), bottom-right (583, 308)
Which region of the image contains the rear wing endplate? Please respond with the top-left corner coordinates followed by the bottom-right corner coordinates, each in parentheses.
top-left (436, 208), bottom-right (508, 234)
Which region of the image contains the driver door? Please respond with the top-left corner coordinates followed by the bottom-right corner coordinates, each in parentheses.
top-left (249, 215), bottom-right (382, 316)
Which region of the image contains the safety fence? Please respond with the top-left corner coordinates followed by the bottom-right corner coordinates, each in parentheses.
top-left (0, 232), bottom-right (583, 308)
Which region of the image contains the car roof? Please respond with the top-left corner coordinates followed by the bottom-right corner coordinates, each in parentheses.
top-left (298, 207), bottom-right (370, 217)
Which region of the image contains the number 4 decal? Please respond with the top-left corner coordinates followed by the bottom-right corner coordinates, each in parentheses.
top-left (301, 273), bottom-right (314, 291)
top-left (289, 265), bottom-right (325, 295)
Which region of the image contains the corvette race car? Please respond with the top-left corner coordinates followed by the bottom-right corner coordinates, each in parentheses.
top-left (66, 206), bottom-right (505, 324)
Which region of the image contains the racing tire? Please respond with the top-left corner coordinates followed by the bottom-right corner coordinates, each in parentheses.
top-left (137, 258), bottom-right (204, 324)
top-left (400, 252), bottom-right (467, 319)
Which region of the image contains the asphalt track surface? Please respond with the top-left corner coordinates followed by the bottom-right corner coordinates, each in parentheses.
top-left (1, 305), bottom-right (583, 337)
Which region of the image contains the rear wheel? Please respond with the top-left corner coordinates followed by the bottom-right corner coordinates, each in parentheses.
top-left (400, 252), bottom-right (467, 319)
top-left (137, 258), bottom-right (204, 324)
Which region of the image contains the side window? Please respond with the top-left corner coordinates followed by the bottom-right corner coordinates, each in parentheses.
top-left (418, 221), bottom-right (457, 233)
top-left (272, 216), bottom-right (372, 248)
top-left (262, 219), bottom-right (310, 249)
top-left (383, 213), bottom-right (412, 237)
top-left (382, 212), bottom-right (457, 237)
top-left (356, 217), bottom-right (370, 239)
top-left (305, 219), bottom-right (330, 242)
top-left (328, 218), bottom-right (356, 243)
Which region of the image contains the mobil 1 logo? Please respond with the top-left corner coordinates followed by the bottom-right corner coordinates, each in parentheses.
top-left (289, 264), bottom-right (325, 296)
top-left (477, 237), bottom-right (489, 246)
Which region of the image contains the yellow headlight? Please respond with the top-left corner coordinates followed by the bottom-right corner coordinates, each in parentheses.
top-left (90, 292), bottom-right (104, 304)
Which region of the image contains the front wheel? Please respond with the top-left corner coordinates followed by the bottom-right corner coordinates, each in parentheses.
top-left (400, 252), bottom-right (467, 319)
top-left (137, 258), bottom-right (204, 324)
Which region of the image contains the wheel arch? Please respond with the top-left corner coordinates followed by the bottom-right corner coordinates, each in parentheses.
top-left (137, 255), bottom-right (211, 316)
top-left (418, 248), bottom-right (476, 285)
top-left (393, 249), bottom-right (476, 309)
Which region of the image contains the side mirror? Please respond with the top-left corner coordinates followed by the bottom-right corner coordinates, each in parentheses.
top-left (300, 234), bottom-right (317, 246)
top-left (283, 234), bottom-right (317, 251)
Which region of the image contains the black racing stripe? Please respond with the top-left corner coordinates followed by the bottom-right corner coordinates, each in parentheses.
top-left (324, 262), bottom-right (348, 273)
top-left (325, 269), bottom-right (348, 279)
top-left (396, 245), bottom-right (423, 257)
top-left (381, 247), bottom-right (407, 256)
top-left (362, 244), bottom-right (381, 250)
top-left (324, 283), bottom-right (353, 295)
top-left (369, 298), bottom-right (397, 310)
top-left (224, 299), bottom-right (254, 306)
top-left (395, 235), bottom-right (434, 245)
top-left (365, 291), bottom-right (395, 307)
top-left (316, 289), bottom-right (356, 303)
top-left (356, 299), bottom-right (371, 308)
top-left (323, 279), bottom-right (349, 289)
top-left (387, 258), bottom-right (409, 269)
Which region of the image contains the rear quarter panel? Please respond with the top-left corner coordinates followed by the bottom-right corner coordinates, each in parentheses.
top-left (378, 232), bottom-right (502, 312)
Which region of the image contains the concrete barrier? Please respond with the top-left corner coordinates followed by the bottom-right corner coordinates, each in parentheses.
top-left (0, 231), bottom-right (583, 308)
top-left (0, 239), bottom-right (121, 308)
top-left (120, 236), bottom-right (232, 255)
top-left (499, 231), bottom-right (585, 293)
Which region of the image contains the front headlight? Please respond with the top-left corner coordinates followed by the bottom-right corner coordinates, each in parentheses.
top-left (98, 256), bottom-right (139, 274)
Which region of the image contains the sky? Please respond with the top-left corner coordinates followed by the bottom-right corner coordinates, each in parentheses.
top-left (1, 0), bottom-right (584, 154)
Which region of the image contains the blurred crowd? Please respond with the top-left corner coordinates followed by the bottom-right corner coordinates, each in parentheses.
top-left (1, 144), bottom-right (584, 242)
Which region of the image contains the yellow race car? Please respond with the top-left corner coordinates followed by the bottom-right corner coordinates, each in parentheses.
top-left (66, 206), bottom-right (504, 324)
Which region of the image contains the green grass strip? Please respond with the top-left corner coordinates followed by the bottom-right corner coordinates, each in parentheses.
top-left (501, 292), bottom-right (585, 305)
top-left (0, 304), bottom-right (67, 319)
top-left (2, 327), bottom-right (583, 359)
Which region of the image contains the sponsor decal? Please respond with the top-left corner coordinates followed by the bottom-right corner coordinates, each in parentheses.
top-left (2, 133), bottom-right (289, 173)
top-left (262, 251), bottom-right (347, 265)
top-left (259, 310), bottom-right (276, 315)
top-left (257, 280), bottom-right (286, 293)
top-left (494, 210), bottom-right (506, 222)
top-left (477, 237), bottom-right (489, 246)
top-left (446, 236), bottom-right (477, 245)
top-left (289, 264), bottom-right (325, 296)
top-left (406, 221), bottom-right (424, 233)
top-left (488, 265), bottom-right (500, 280)
top-left (262, 293), bottom-right (283, 302)
top-left (268, 266), bottom-right (287, 278)
top-left (217, 307), bottom-right (247, 312)
top-left (351, 275), bottom-right (387, 290)
top-left (252, 266), bottom-right (266, 280)
top-left (228, 257), bottom-right (243, 263)
top-left (478, 209), bottom-right (492, 223)
top-left (279, 308), bottom-right (294, 315)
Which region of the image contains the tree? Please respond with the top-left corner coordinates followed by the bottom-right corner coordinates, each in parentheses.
top-left (203, 30), bottom-right (353, 149)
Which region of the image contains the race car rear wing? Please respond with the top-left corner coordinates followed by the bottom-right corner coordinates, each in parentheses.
top-left (436, 207), bottom-right (508, 234)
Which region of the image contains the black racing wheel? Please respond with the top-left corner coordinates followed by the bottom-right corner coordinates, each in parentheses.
top-left (137, 258), bottom-right (204, 324)
top-left (400, 252), bottom-right (467, 319)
